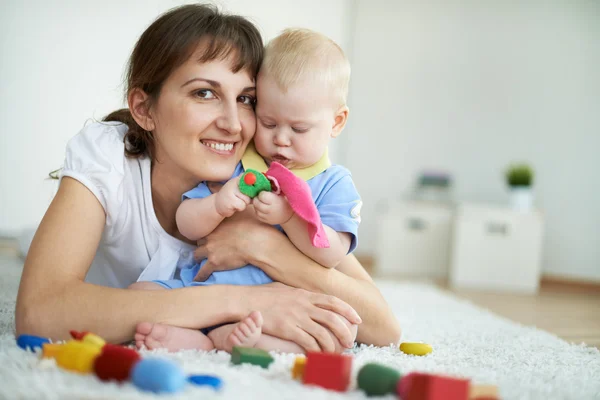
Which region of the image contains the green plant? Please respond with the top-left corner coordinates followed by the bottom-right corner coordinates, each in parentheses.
top-left (505, 164), bottom-right (534, 187)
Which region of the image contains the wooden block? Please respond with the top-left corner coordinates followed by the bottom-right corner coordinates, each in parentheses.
top-left (231, 346), bottom-right (273, 368)
top-left (398, 372), bottom-right (469, 400)
top-left (291, 356), bottom-right (306, 380)
top-left (469, 384), bottom-right (499, 400)
top-left (303, 352), bottom-right (353, 392)
top-left (357, 363), bottom-right (402, 396)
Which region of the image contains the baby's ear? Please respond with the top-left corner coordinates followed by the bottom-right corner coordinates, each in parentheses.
top-left (128, 88), bottom-right (156, 132)
top-left (331, 105), bottom-right (349, 138)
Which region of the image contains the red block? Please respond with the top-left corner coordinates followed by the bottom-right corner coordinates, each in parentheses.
top-left (302, 352), bottom-right (353, 392)
top-left (93, 344), bottom-right (141, 382)
top-left (397, 372), bottom-right (469, 400)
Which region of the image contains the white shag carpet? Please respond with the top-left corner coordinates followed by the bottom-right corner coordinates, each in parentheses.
top-left (0, 254), bottom-right (599, 400)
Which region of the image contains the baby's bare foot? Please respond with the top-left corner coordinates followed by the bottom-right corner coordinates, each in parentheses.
top-left (134, 322), bottom-right (214, 352)
top-left (208, 311), bottom-right (263, 352)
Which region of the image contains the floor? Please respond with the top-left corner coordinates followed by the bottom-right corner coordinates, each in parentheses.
top-left (441, 282), bottom-right (600, 349)
top-left (358, 257), bottom-right (600, 350)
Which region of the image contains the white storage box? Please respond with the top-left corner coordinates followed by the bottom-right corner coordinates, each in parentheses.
top-left (449, 203), bottom-right (544, 293)
top-left (375, 201), bottom-right (454, 279)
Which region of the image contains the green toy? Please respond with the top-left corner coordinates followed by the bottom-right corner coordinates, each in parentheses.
top-left (239, 169), bottom-right (272, 198)
top-left (357, 363), bottom-right (402, 396)
top-left (230, 346), bottom-right (274, 369)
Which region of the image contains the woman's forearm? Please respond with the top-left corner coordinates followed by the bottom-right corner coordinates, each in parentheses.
top-left (250, 228), bottom-right (401, 347)
top-left (16, 280), bottom-right (247, 343)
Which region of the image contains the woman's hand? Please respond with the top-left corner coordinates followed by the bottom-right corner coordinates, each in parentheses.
top-left (193, 207), bottom-right (269, 281)
top-left (249, 282), bottom-right (362, 353)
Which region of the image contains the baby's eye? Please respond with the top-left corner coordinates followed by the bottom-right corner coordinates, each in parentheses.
top-left (261, 120), bottom-right (276, 129)
top-left (194, 89), bottom-right (216, 99)
top-left (238, 95), bottom-right (256, 106)
top-left (292, 127), bottom-right (308, 133)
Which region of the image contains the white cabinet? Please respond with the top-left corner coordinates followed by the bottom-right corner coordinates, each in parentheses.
top-left (375, 201), bottom-right (454, 279)
top-left (449, 204), bottom-right (544, 293)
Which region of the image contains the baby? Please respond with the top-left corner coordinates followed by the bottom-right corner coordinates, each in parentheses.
top-left (131, 28), bottom-right (362, 354)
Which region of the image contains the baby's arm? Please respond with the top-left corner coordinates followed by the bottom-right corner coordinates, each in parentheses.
top-left (177, 177), bottom-right (250, 241)
top-left (281, 215), bottom-right (352, 268)
top-left (252, 172), bottom-right (359, 269)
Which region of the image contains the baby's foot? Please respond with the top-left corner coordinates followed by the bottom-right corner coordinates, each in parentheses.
top-left (134, 322), bottom-right (214, 352)
top-left (209, 311), bottom-right (263, 352)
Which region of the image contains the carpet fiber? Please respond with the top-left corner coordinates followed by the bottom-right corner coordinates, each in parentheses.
top-left (1, 254), bottom-right (599, 399)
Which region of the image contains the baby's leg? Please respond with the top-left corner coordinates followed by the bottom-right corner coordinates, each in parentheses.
top-left (208, 311), bottom-right (263, 352)
top-left (128, 281), bottom-right (214, 352)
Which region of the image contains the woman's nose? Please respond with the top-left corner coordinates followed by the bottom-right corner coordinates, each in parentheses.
top-left (215, 103), bottom-right (242, 135)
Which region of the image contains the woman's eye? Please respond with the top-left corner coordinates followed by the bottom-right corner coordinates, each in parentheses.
top-left (194, 89), bottom-right (216, 99)
top-left (238, 95), bottom-right (256, 106)
top-left (292, 127), bottom-right (308, 133)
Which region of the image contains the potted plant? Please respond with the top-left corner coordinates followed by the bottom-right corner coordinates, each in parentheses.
top-left (505, 163), bottom-right (534, 211)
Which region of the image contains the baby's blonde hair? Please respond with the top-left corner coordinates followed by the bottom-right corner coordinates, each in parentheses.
top-left (261, 28), bottom-right (351, 108)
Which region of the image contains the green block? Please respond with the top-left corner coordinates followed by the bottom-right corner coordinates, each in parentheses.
top-left (231, 346), bottom-right (274, 369)
top-left (239, 169), bottom-right (272, 198)
top-left (357, 363), bottom-right (402, 396)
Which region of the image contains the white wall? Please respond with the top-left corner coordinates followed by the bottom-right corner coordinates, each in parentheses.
top-left (0, 0), bottom-right (353, 235)
top-left (343, 1), bottom-right (600, 280)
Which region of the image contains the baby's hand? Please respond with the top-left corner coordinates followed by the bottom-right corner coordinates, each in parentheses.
top-left (253, 191), bottom-right (294, 225)
top-left (215, 177), bottom-right (251, 218)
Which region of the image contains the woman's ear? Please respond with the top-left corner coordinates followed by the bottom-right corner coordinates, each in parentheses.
top-left (128, 88), bottom-right (155, 131)
top-left (331, 105), bottom-right (349, 138)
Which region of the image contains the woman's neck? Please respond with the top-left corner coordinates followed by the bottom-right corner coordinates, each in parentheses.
top-left (150, 161), bottom-right (198, 243)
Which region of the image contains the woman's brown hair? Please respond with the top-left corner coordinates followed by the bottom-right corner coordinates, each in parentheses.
top-left (104, 3), bottom-right (263, 160)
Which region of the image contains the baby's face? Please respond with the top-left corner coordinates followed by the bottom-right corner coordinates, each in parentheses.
top-left (254, 73), bottom-right (337, 169)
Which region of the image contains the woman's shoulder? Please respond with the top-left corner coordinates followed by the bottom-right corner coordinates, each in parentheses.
top-left (60, 121), bottom-right (135, 218)
top-left (67, 120), bottom-right (128, 153)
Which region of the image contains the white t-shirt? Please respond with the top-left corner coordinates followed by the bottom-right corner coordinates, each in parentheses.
top-left (59, 121), bottom-right (196, 288)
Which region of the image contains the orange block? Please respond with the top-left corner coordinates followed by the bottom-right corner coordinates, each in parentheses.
top-left (292, 357), bottom-right (306, 380)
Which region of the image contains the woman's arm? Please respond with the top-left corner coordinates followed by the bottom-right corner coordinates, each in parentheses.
top-left (194, 215), bottom-right (402, 347)
top-left (253, 230), bottom-right (401, 347)
top-left (15, 177), bottom-right (359, 352)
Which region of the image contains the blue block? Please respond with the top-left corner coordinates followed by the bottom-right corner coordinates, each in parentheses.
top-left (16, 334), bottom-right (50, 352)
top-left (188, 374), bottom-right (223, 390)
top-left (131, 358), bottom-right (186, 394)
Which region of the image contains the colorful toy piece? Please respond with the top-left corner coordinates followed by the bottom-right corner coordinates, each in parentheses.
top-left (357, 363), bottom-right (402, 396)
top-left (239, 169), bottom-right (272, 198)
top-left (303, 351), bottom-right (353, 392)
top-left (398, 372), bottom-right (470, 400)
top-left (42, 340), bottom-right (102, 374)
top-left (187, 375), bottom-right (223, 391)
top-left (469, 384), bottom-right (499, 400)
top-left (16, 334), bottom-right (50, 352)
top-left (231, 346), bottom-right (274, 368)
top-left (18, 330), bottom-right (222, 395)
top-left (93, 343), bottom-right (141, 382)
top-left (70, 330), bottom-right (106, 348)
top-left (400, 342), bottom-right (433, 356)
top-left (291, 356), bottom-right (306, 380)
top-left (131, 358), bottom-right (187, 394)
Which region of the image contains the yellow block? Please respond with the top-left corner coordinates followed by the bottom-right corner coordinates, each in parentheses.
top-left (44, 341), bottom-right (102, 374)
top-left (291, 357), bottom-right (306, 380)
top-left (81, 333), bottom-right (106, 348)
top-left (42, 343), bottom-right (63, 359)
top-left (399, 342), bottom-right (433, 356)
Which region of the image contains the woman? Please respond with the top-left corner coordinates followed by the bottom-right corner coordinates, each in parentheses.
top-left (15, 4), bottom-right (400, 353)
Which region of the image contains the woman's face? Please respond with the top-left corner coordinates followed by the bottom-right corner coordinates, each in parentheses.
top-left (150, 45), bottom-right (257, 184)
